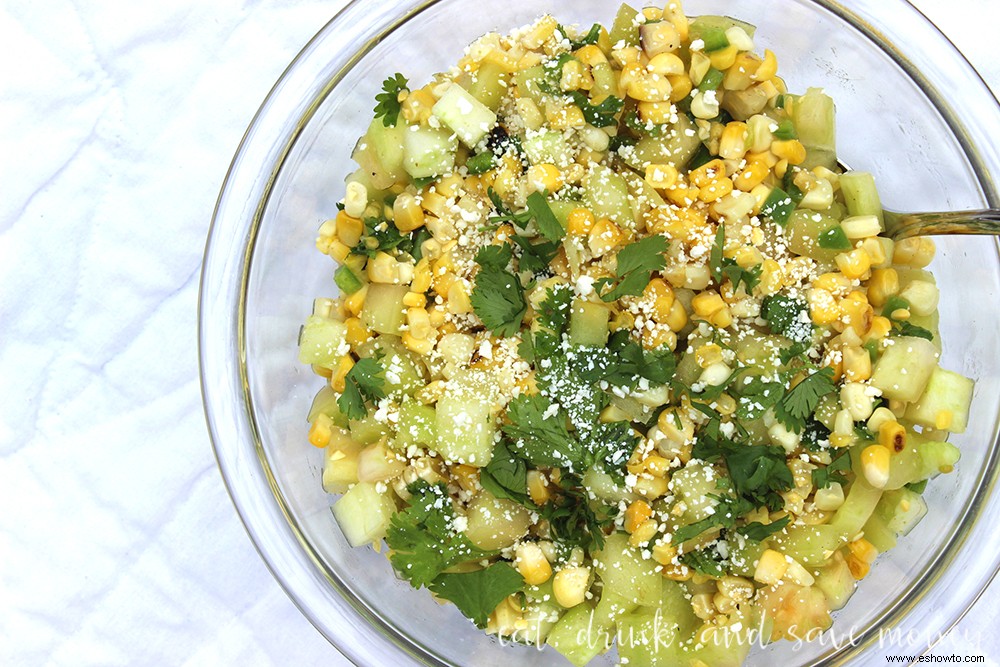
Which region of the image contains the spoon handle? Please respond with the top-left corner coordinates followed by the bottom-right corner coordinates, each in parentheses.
top-left (887, 209), bottom-right (1000, 240)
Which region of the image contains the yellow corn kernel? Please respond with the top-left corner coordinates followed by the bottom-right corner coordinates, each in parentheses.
top-left (689, 159), bottom-right (727, 188)
top-left (757, 259), bottom-right (784, 296)
top-left (411, 258), bottom-right (432, 293)
top-left (733, 247), bottom-right (763, 269)
top-left (402, 332), bottom-right (434, 355)
top-left (866, 315), bottom-right (892, 341)
top-left (878, 420), bottom-right (907, 453)
top-left (835, 248), bottom-right (872, 280)
top-left (393, 193), bottom-right (426, 232)
top-left (402, 292), bottom-right (427, 309)
top-left (861, 444), bottom-right (891, 489)
top-left (625, 500), bottom-right (654, 534)
top-left (698, 177), bottom-right (734, 203)
top-left (667, 74), bottom-right (693, 102)
top-left (325, 239), bottom-right (351, 263)
top-left (344, 317), bottom-right (371, 348)
top-left (840, 292), bottom-right (874, 336)
top-left (637, 101), bottom-right (676, 124)
top-left (664, 183), bottom-right (700, 207)
top-left (308, 413), bottom-right (334, 448)
top-left (893, 237), bottom-right (936, 268)
top-left (733, 159), bottom-right (769, 192)
top-left (709, 307), bottom-right (733, 328)
top-left (406, 307), bottom-right (432, 340)
top-left (575, 44), bottom-right (607, 67)
top-left (628, 519), bottom-right (659, 548)
top-left (771, 139), bottom-right (806, 165)
top-left (344, 285), bottom-right (367, 316)
top-left (447, 280), bottom-right (473, 314)
top-left (588, 218), bottom-right (624, 256)
top-left (842, 345), bottom-right (872, 382)
top-left (665, 298), bottom-right (688, 332)
top-left (718, 122), bottom-right (749, 160)
top-left (527, 470), bottom-right (550, 505)
top-left (753, 49), bottom-right (777, 81)
top-left (367, 252), bottom-right (399, 284)
top-left (723, 52), bottom-right (760, 91)
top-left (808, 288), bottom-right (841, 325)
top-left (709, 44), bottom-right (738, 70)
top-left (526, 163), bottom-right (563, 193)
top-left (552, 566), bottom-right (591, 608)
top-left (645, 163), bottom-right (679, 189)
top-left (400, 88), bottom-right (436, 124)
top-left (515, 542), bottom-right (553, 586)
top-left (634, 474), bottom-right (669, 499)
top-left (335, 211), bottom-right (364, 247)
top-left (695, 343), bottom-right (724, 369)
top-left (627, 72), bottom-right (674, 103)
top-left (849, 537), bottom-right (878, 565)
top-left (866, 268), bottom-right (899, 308)
top-left (860, 237), bottom-right (887, 266)
top-left (652, 542), bottom-right (678, 567)
top-left (566, 207), bottom-right (596, 236)
top-left (546, 102), bottom-right (586, 130)
top-left (691, 291), bottom-right (726, 319)
top-left (754, 549), bottom-right (789, 585)
top-left (813, 272), bottom-right (851, 295)
top-left (330, 354), bottom-right (355, 393)
top-left (643, 455), bottom-right (671, 477)
top-left (642, 326), bottom-right (677, 350)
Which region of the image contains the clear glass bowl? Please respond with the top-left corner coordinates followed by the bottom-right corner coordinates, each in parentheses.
top-left (199, 1), bottom-right (1000, 664)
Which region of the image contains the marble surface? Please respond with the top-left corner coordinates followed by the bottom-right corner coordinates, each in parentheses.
top-left (1, 0), bottom-right (997, 665)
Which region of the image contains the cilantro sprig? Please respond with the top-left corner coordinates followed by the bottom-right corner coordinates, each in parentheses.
top-left (470, 244), bottom-right (528, 336)
top-left (428, 564), bottom-right (525, 628)
top-left (773, 366), bottom-right (837, 433)
top-left (373, 73), bottom-right (408, 127)
top-left (597, 235), bottom-right (670, 301)
top-left (812, 448), bottom-right (851, 489)
top-left (709, 223), bottom-right (761, 292)
top-left (337, 357), bottom-right (386, 420)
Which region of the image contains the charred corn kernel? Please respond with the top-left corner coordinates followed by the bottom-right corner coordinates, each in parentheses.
top-left (733, 160), bottom-right (769, 192)
top-left (718, 122), bottom-right (749, 160)
top-left (625, 500), bottom-right (654, 534)
top-left (566, 208), bottom-right (595, 236)
top-left (879, 420), bottom-right (907, 453)
top-left (402, 291), bottom-right (427, 309)
top-left (330, 354), bottom-right (355, 393)
top-left (553, 566), bottom-right (591, 608)
top-left (588, 218), bottom-right (624, 256)
top-left (692, 291), bottom-right (726, 319)
top-left (628, 518), bottom-right (659, 547)
top-left (846, 553), bottom-right (871, 580)
top-left (861, 444), bottom-right (891, 489)
top-left (835, 248), bottom-right (872, 280)
top-left (809, 288), bottom-right (841, 325)
top-left (344, 285), bottom-right (367, 316)
top-left (753, 48), bottom-right (777, 81)
top-left (527, 470), bottom-right (550, 505)
top-left (308, 413), bottom-right (334, 448)
top-left (335, 211), bottom-right (364, 247)
top-left (515, 542), bottom-right (552, 586)
top-left (344, 317), bottom-right (371, 348)
top-left (709, 44), bottom-right (738, 70)
top-left (893, 237), bottom-right (936, 268)
top-left (402, 332), bottom-right (434, 355)
top-left (689, 159), bottom-right (727, 188)
top-left (527, 163), bottom-right (563, 193)
top-left (645, 163), bottom-right (679, 189)
top-left (866, 268), bottom-right (899, 308)
top-left (631, 100), bottom-right (671, 124)
top-left (754, 549), bottom-right (789, 585)
top-left (771, 139), bottom-right (806, 165)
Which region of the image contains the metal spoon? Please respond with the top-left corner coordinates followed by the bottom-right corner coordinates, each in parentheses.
top-left (883, 208), bottom-right (1000, 240)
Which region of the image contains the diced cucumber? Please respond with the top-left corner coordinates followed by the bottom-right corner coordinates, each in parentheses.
top-left (828, 476), bottom-right (882, 537)
top-left (514, 65), bottom-right (547, 107)
top-left (791, 88), bottom-right (836, 170)
top-left (394, 400), bottom-right (437, 449)
top-left (522, 129), bottom-right (574, 167)
top-left (546, 603), bottom-right (602, 667)
top-left (655, 580), bottom-right (700, 634)
top-left (356, 335), bottom-right (428, 395)
top-left (331, 481), bottom-right (397, 547)
top-left (881, 488), bottom-right (929, 536)
top-left (620, 114), bottom-right (701, 171)
top-left (583, 467), bottom-right (636, 505)
top-left (298, 315), bottom-right (348, 366)
top-left (591, 62), bottom-right (618, 103)
top-left (733, 334), bottom-right (784, 368)
top-left (432, 84), bottom-right (497, 148)
top-left (434, 374), bottom-right (496, 466)
top-left (870, 336), bottom-right (939, 402)
top-left (814, 553), bottom-right (856, 611)
top-left (860, 510), bottom-right (897, 552)
top-left (839, 171), bottom-right (884, 226)
top-left (689, 15), bottom-right (757, 41)
top-left (403, 125), bottom-right (458, 179)
top-left (467, 61), bottom-right (509, 111)
top-left (727, 535), bottom-right (768, 578)
top-left (785, 209), bottom-right (840, 262)
top-left (349, 412), bottom-right (389, 445)
top-left (671, 462), bottom-right (719, 524)
top-left (583, 165), bottom-right (633, 226)
top-left (608, 3), bottom-right (640, 47)
top-left (516, 598), bottom-right (563, 646)
top-left (615, 608), bottom-right (685, 667)
top-left (569, 299), bottom-right (610, 346)
top-left (464, 490), bottom-right (531, 550)
top-left (307, 384), bottom-right (349, 427)
top-left (594, 532), bottom-right (662, 606)
top-left (334, 265), bottom-right (364, 294)
top-left (918, 440), bottom-right (960, 479)
top-left (357, 441), bottom-right (405, 483)
top-left (363, 117), bottom-right (409, 185)
top-left (905, 367), bottom-right (975, 434)
top-left (322, 428), bottom-right (363, 494)
top-left (361, 284), bottom-right (408, 335)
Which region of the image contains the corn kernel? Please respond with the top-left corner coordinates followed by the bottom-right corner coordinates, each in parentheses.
top-left (588, 218), bottom-right (624, 256)
top-left (733, 159), bottom-right (769, 192)
top-left (527, 470), bottom-right (550, 505)
top-left (754, 549), bottom-right (788, 585)
top-left (628, 518), bottom-right (659, 547)
top-left (808, 288), bottom-right (841, 325)
top-left (866, 268), bottom-right (899, 308)
top-left (753, 49), bottom-right (777, 81)
top-left (308, 413), bottom-right (334, 448)
top-left (552, 566), bottom-right (590, 608)
top-left (526, 163), bottom-right (563, 193)
top-left (878, 420), bottom-right (907, 453)
top-left (515, 542), bottom-right (553, 586)
top-left (718, 122), bottom-right (749, 160)
top-left (645, 163), bottom-right (679, 189)
top-left (893, 237), bottom-right (935, 268)
top-left (330, 354), bottom-right (355, 393)
top-left (771, 139), bottom-right (806, 165)
top-left (861, 444), bottom-right (891, 489)
top-left (344, 317), bottom-right (371, 348)
top-left (835, 248), bottom-right (872, 280)
top-left (344, 285), bottom-right (367, 316)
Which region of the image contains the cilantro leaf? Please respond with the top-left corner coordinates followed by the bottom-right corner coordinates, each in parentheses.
top-left (564, 91), bottom-right (624, 127)
top-left (599, 235), bottom-right (670, 302)
top-left (539, 474), bottom-right (617, 551)
top-left (693, 435), bottom-right (794, 512)
top-left (812, 448), bottom-right (851, 489)
top-left (762, 294), bottom-right (812, 343)
top-left (374, 73), bottom-right (408, 127)
top-left (337, 357), bottom-right (386, 420)
top-left (536, 283), bottom-right (574, 335)
top-left (508, 235), bottom-right (560, 274)
top-left (736, 515), bottom-right (791, 541)
top-left (587, 421), bottom-right (638, 485)
top-left (387, 482), bottom-right (496, 588)
top-left (680, 547), bottom-right (727, 578)
top-left (773, 367), bottom-right (837, 433)
top-left (471, 246), bottom-right (527, 336)
top-left (673, 495), bottom-right (754, 544)
top-left (896, 321), bottom-right (934, 341)
top-left (475, 243), bottom-right (513, 271)
top-left (779, 340), bottom-right (811, 365)
top-left (487, 188), bottom-right (532, 228)
top-left (708, 223), bottom-right (762, 292)
top-left (502, 394), bottom-right (579, 468)
top-left (526, 191), bottom-right (564, 242)
top-left (882, 296), bottom-right (935, 341)
top-left (352, 216), bottom-right (409, 258)
top-left (561, 23), bottom-right (602, 50)
top-left (734, 375), bottom-right (784, 421)
top-left (574, 330), bottom-right (676, 389)
top-left (479, 441), bottom-right (532, 506)
top-left (428, 563), bottom-right (525, 628)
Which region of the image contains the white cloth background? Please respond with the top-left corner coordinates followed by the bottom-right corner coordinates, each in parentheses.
top-left (1, 1), bottom-right (997, 665)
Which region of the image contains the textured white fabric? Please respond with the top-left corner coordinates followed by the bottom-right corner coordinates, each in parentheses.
top-left (0, 0), bottom-right (996, 665)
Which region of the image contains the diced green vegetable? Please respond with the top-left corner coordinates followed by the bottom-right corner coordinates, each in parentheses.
top-left (905, 367), bottom-right (975, 434)
top-left (394, 400), bottom-right (437, 449)
top-left (569, 299), bottom-right (610, 346)
top-left (298, 315), bottom-right (348, 366)
top-left (583, 165), bottom-right (633, 226)
top-left (307, 384), bottom-right (350, 427)
top-left (403, 125), bottom-right (457, 179)
top-left (361, 284), bottom-right (408, 335)
top-left (760, 187), bottom-right (796, 227)
top-left (434, 374), bottom-right (496, 466)
top-left (432, 84), bottom-right (497, 148)
top-left (546, 603), bottom-right (602, 667)
top-left (594, 532), bottom-right (662, 606)
top-left (334, 265), bottom-right (364, 294)
top-left (332, 481), bottom-right (397, 547)
top-left (839, 171), bottom-right (884, 225)
top-left (467, 61), bottom-right (509, 111)
top-left (608, 3), bottom-right (640, 47)
top-left (792, 88), bottom-right (836, 170)
top-left (870, 336), bottom-right (939, 402)
top-left (464, 490), bottom-right (531, 549)
top-left (785, 209), bottom-right (841, 261)
top-left (522, 129), bottom-right (574, 167)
